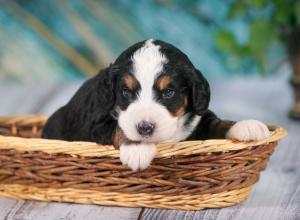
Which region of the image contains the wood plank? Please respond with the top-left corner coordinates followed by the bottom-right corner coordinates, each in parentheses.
top-left (0, 81), bottom-right (60, 219)
top-left (142, 77), bottom-right (300, 220)
top-left (8, 201), bottom-right (141, 220)
top-left (0, 198), bottom-right (25, 218)
top-left (0, 81), bottom-right (57, 219)
top-left (0, 81), bottom-right (142, 220)
top-left (1, 77), bottom-right (299, 219)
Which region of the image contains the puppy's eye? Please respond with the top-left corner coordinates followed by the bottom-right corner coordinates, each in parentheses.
top-left (122, 88), bottom-right (132, 98)
top-left (162, 88), bottom-right (175, 99)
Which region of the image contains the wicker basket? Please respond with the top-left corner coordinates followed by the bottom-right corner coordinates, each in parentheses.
top-left (0, 115), bottom-right (287, 211)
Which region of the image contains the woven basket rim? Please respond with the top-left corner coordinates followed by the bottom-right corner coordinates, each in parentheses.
top-left (0, 183), bottom-right (253, 210)
top-left (0, 115), bottom-right (287, 210)
top-left (0, 114), bottom-right (287, 158)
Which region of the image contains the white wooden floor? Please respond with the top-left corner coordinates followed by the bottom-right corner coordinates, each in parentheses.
top-left (0, 76), bottom-right (299, 220)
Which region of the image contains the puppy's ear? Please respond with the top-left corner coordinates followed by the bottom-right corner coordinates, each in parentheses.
top-left (96, 64), bottom-right (117, 111)
top-left (88, 64), bottom-right (118, 143)
top-left (187, 67), bottom-right (210, 115)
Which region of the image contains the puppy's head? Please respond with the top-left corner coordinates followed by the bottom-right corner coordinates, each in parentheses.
top-left (107, 39), bottom-right (210, 143)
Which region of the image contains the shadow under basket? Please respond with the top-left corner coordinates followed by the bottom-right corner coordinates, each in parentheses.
top-left (0, 115), bottom-right (287, 211)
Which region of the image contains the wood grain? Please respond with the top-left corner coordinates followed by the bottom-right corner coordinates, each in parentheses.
top-left (0, 77), bottom-right (299, 220)
top-left (8, 201), bottom-right (141, 220)
top-left (141, 77), bottom-right (300, 220)
top-left (0, 81), bottom-right (142, 220)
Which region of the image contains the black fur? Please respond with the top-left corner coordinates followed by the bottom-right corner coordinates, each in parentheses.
top-left (42, 67), bottom-right (117, 144)
top-left (42, 40), bottom-right (232, 144)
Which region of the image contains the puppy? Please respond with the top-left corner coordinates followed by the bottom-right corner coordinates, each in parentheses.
top-left (42, 39), bottom-right (270, 171)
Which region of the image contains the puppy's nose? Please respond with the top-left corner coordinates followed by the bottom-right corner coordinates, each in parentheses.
top-left (137, 121), bottom-right (155, 136)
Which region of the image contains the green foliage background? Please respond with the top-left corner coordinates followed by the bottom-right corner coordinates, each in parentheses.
top-left (215, 0), bottom-right (300, 73)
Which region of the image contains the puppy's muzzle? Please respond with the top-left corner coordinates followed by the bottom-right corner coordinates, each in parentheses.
top-left (137, 121), bottom-right (155, 137)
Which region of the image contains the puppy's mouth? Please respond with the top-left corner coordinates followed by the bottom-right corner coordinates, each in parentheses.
top-left (122, 129), bottom-right (174, 145)
top-left (124, 131), bottom-right (159, 144)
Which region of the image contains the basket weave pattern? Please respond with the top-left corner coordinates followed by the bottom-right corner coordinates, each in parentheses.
top-left (0, 115), bottom-right (287, 210)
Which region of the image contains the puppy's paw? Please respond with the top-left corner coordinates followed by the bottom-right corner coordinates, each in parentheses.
top-left (226, 120), bottom-right (270, 141)
top-left (120, 143), bottom-right (156, 171)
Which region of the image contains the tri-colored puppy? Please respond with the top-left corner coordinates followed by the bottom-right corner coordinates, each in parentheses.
top-left (42, 39), bottom-right (270, 171)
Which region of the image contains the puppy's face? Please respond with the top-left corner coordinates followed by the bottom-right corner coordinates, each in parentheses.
top-left (110, 39), bottom-right (210, 143)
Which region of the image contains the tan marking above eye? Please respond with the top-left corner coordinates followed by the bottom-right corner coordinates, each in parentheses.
top-left (123, 74), bottom-right (137, 90)
top-left (157, 75), bottom-right (172, 90)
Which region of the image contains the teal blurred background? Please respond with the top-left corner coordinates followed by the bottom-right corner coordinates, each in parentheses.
top-left (0, 0), bottom-right (287, 82)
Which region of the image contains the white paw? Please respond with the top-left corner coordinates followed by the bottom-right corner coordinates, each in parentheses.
top-left (120, 143), bottom-right (157, 171)
top-left (226, 120), bottom-right (270, 141)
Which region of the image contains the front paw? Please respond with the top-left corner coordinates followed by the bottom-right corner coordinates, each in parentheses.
top-left (226, 120), bottom-right (270, 141)
top-left (120, 143), bottom-right (157, 171)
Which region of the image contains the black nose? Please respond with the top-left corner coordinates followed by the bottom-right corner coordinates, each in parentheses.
top-left (137, 121), bottom-right (155, 136)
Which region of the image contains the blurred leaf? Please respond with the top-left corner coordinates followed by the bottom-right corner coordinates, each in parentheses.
top-left (228, 1), bottom-right (246, 18)
top-left (249, 19), bottom-right (275, 74)
top-left (215, 31), bottom-right (238, 52)
top-left (249, 19), bottom-right (275, 52)
top-left (222, 0), bottom-right (300, 75)
top-left (295, 0), bottom-right (300, 25)
top-left (235, 46), bottom-right (251, 56)
top-left (215, 30), bottom-right (251, 57)
top-left (273, 0), bottom-right (293, 25)
top-left (250, 0), bottom-right (269, 8)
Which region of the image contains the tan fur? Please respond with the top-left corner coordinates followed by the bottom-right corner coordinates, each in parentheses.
top-left (113, 127), bottom-right (141, 150)
top-left (157, 75), bottom-right (172, 90)
top-left (172, 96), bottom-right (188, 117)
top-left (173, 106), bottom-right (185, 117)
top-left (113, 127), bottom-right (122, 149)
top-left (124, 74), bottom-right (137, 90)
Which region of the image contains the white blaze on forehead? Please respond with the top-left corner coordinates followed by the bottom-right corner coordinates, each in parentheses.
top-left (118, 39), bottom-right (202, 144)
top-left (131, 39), bottom-right (167, 102)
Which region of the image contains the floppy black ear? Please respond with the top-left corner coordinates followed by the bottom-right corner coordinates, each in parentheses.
top-left (88, 64), bottom-right (118, 143)
top-left (187, 67), bottom-right (210, 115)
top-left (95, 64), bottom-right (117, 111)
top-left (43, 64), bottom-right (118, 143)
